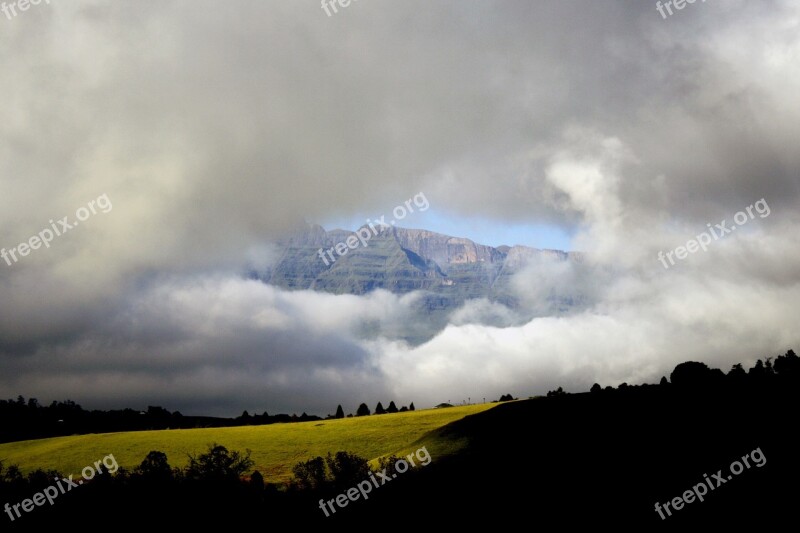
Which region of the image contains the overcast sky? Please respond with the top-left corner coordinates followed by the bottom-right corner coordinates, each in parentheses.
top-left (1, 0), bottom-right (798, 416)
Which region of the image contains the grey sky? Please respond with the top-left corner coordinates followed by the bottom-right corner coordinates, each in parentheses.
top-left (1, 0), bottom-right (798, 415)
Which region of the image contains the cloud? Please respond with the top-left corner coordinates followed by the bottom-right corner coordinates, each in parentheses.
top-left (0, 0), bottom-right (798, 415)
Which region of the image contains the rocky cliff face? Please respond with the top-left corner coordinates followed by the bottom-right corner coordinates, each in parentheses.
top-left (258, 225), bottom-right (576, 292)
top-left (252, 224), bottom-right (581, 343)
top-left (392, 228), bottom-right (503, 268)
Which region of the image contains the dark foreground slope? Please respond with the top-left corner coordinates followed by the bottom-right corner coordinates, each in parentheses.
top-left (344, 382), bottom-right (799, 528)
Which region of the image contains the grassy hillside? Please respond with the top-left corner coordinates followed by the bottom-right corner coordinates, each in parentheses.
top-left (0, 404), bottom-right (495, 483)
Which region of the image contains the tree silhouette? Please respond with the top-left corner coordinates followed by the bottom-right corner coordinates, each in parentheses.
top-left (136, 451), bottom-right (174, 482)
top-left (185, 443), bottom-right (254, 483)
top-left (671, 361), bottom-right (713, 389)
top-left (326, 451), bottom-right (371, 490)
top-left (250, 470), bottom-right (265, 491)
top-left (378, 455), bottom-right (405, 478)
top-left (356, 403), bottom-right (371, 416)
top-left (775, 349), bottom-right (800, 377)
top-left (728, 363), bottom-right (747, 383)
top-left (749, 359), bottom-right (768, 381)
top-left (387, 401), bottom-right (398, 413)
top-left (292, 456), bottom-right (328, 490)
top-left (375, 402), bottom-right (386, 414)
top-left (409, 402), bottom-right (415, 411)
top-left (335, 405), bottom-right (345, 419)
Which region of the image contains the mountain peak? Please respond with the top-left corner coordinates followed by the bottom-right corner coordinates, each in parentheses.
top-left (254, 223), bottom-right (578, 343)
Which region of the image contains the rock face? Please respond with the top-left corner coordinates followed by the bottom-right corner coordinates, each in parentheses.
top-left (253, 224), bottom-right (582, 343)
top-left (259, 225), bottom-right (578, 291)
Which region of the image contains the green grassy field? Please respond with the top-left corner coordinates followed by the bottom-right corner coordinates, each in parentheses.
top-left (0, 404), bottom-right (495, 483)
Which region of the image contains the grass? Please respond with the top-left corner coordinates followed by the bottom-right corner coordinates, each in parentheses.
top-left (0, 404), bottom-right (496, 483)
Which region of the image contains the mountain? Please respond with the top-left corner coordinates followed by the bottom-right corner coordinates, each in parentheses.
top-left (251, 224), bottom-right (583, 343)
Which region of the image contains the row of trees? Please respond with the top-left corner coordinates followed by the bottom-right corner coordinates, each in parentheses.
top-left (1, 444), bottom-right (402, 497)
top-left (584, 349), bottom-right (800, 394)
top-left (0, 401), bottom-right (196, 443)
top-left (237, 411), bottom-right (321, 425)
top-left (330, 401), bottom-right (415, 418)
top-left (0, 399), bottom-right (326, 443)
top-left (0, 443), bottom-right (414, 524)
top-left (291, 450), bottom-right (410, 493)
top-left (0, 444), bottom-right (255, 490)
top-left (291, 451), bottom-right (370, 491)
